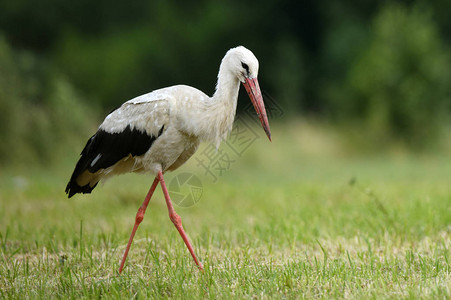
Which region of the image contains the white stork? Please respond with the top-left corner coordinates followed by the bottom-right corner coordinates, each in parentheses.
top-left (66, 46), bottom-right (271, 273)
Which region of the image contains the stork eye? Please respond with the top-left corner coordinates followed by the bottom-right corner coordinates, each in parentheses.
top-left (241, 62), bottom-right (249, 74)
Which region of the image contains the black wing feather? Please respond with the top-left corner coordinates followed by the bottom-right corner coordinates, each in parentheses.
top-left (65, 125), bottom-right (164, 198)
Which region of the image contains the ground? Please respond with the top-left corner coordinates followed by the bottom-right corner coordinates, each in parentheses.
top-left (0, 121), bottom-right (450, 298)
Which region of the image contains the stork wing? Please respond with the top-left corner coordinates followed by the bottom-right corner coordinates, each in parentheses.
top-left (65, 93), bottom-right (171, 197)
top-left (100, 92), bottom-right (171, 135)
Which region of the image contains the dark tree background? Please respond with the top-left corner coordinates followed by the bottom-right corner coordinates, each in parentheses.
top-left (1, 0), bottom-right (450, 163)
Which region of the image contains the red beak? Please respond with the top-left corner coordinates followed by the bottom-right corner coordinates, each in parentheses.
top-left (242, 77), bottom-right (272, 141)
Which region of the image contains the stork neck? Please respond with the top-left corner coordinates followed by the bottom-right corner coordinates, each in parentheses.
top-left (212, 67), bottom-right (240, 103)
top-left (194, 68), bottom-right (240, 148)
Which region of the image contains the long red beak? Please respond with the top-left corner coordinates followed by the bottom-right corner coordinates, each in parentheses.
top-left (243, 77), bottom-right (271, 141)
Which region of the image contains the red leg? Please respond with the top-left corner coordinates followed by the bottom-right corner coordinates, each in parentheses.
top-left (119, 176), bottom-right (159, 274)
top-left (157, 171), bottom-right (204, 270)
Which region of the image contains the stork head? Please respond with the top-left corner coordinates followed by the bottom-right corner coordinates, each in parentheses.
top-left (223, 46), bottom-right (271, 141)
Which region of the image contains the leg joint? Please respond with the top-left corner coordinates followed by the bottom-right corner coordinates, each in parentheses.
top-left (135, 207), bottom-right (145, 224)
top-left (169, 212), bottom-right (182, 227)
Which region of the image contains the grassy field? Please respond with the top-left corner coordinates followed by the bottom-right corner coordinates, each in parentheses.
top-left (1, 121), bottom-right (450, 298)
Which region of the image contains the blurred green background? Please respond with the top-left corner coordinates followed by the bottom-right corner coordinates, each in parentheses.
top-left (1, 2), bottom-right (451, 297)
top-left (0, 0), bottom-right (450, 166)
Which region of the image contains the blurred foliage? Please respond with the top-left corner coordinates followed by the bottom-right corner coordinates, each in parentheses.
top-left (0, 36), bottom-right (96, 166)
top-left (0, 0), bottom-right (451, 164)
top-left (327, 3), bottom-right (451, 146)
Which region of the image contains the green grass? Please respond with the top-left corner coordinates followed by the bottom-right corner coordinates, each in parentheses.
top-left (1, 121), bottom-right (450, 298)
